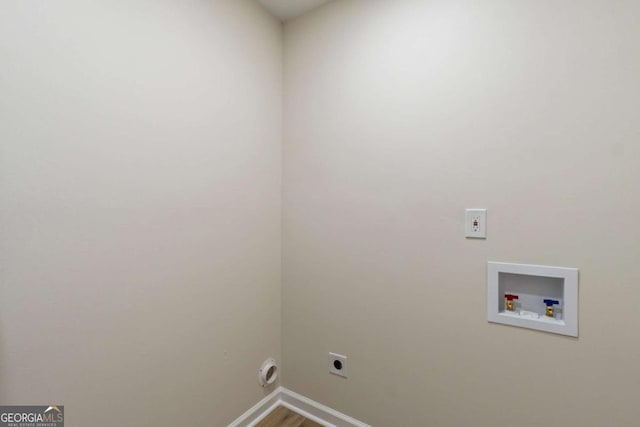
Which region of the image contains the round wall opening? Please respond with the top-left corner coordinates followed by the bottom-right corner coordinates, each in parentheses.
top-left (258, 358), bottom-right (278, 387)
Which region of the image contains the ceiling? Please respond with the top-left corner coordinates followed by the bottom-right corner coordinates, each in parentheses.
top-left (256, 0), bottom-right (332, 22)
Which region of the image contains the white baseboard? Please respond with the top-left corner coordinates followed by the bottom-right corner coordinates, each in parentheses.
top-left (227, 386), bottom-right (370, 427)
top-left (227, 387), bottom-right (282, 427)
top-left (279, 388), bottom-right (370, 427)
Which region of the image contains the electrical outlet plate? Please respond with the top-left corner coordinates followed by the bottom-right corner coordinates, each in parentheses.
top-left (465, 208), bottom-right (487, 238)
top-left (328, 352), bottom-right (347, 378)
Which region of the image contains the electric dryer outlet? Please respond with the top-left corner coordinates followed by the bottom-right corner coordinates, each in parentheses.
top-left (328, 353), bottom-right (348, 378)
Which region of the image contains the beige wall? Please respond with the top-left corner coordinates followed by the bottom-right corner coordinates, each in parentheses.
top-left (3, 0), bottom-right (640, 425)
top-left (283, 1), bottom-right (640, 425)
top-left (0, 1), bottom-right (281, 425)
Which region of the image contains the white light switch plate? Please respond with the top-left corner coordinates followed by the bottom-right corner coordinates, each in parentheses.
top-left (465, 209), bottom-right (487, 238)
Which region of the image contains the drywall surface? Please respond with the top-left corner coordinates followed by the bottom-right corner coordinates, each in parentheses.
top-left (256, 0), bottom-right (332, 22)
top-left (283, 1), bottom-right (640, 425)
top-left (0, 1), bottom-right (281, 425)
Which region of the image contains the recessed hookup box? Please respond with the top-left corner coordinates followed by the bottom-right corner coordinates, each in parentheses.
top-left (487, 262), bottom-right (578, 337)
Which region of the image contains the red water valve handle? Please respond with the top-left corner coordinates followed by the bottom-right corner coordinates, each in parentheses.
top-left (505, 294), bottom-right (519, 301)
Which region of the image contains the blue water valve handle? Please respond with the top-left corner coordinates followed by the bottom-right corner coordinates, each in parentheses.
top-left (543, 299), bottom-right (560, 317)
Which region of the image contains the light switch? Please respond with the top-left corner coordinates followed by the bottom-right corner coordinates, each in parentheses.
top-left (465, 209), bottom-right (486, 238)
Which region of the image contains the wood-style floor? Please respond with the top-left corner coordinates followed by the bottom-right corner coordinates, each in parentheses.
top-left (255, 406), bottom-right (323, 427)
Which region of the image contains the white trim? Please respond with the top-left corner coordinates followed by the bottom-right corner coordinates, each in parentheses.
top-left (280, 388), bottom-right (370, 427)
top-left (227, 387), bottom-right (370, 427)
top-left (280, 401), bottom-right (334, 427)
top-left (227, 387), bottom-right (282, 427)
